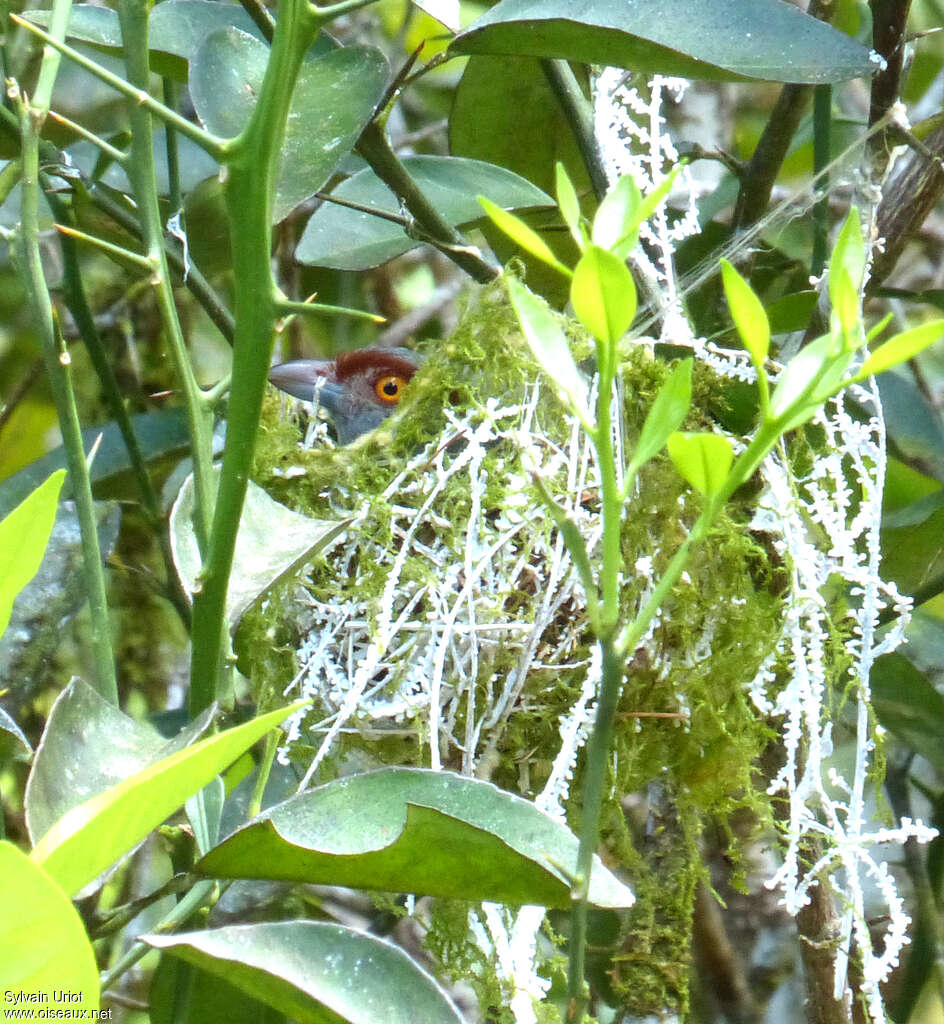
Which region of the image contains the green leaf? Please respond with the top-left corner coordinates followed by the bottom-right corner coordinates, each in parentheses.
top-left (828, 209), bottom-right (865, 320)
top-left (30, 701), bottom-right (307, 896)
top-left (629, 359), bottom-right (693, 471)
top-left (449, 56), bottom-right (593, 199)
top-left (170, 469), bottom-right (351, 631)
top-left (507, 278), bottom-right (590, 420)
top-left (0, 470), bottom-right (64, 637)
top-left (667, 432), bottom-right (734, 496)
top-left (857, 320), bottom-right (944, 380)
top-left (149, 921), bottom-right (464, 1024)
top-left (831, 267), bottom-right (860, 337)
top-left (0, 409), bottom-right (190, 520)
top-left (721, 259), bottom-right (769, 366)
top-left (0, 707), bottom-right (31, 761)
top-left (149, 956), bottom-right (273, 1024)
top-left (190, 31), bottom-right (388, 222)
top-left (555, 161), bottom-right (584, 249)
top-left (197, 768), bottom-right (634, 910)
top-left (878, 372), bottom-right (944, 483)
top-left (23, 0), bottom-right (284, 81)
top-left (871, 653), bottom-right (944, 776)
top-left (25, 679), bottom-right (212, 845)
top-left (0, 504), bottom-right (120, 698)
top-left (296, 156), bottom-right (551, 270)
top-left (0, 843), bottom-right (98, 1011)
top-left (450, 0), bottom-right (875, 83)
top-left (479, 196), bottom-right (572, 277)
top-left (768, 333), bottom-right (834, 421)
top-left (570, 245), bottom-right (637, 344)
top-left (592, 173), bottom-right (641, 253)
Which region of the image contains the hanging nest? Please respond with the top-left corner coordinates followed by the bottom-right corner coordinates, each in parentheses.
top-left (246, 274), bottom-right (783, 816)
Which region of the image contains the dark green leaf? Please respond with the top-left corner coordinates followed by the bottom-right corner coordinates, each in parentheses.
top-left (149, 921), bottom-right (464, 1024)
top-left (451, 0), bottom-right (875, 84)
top-left (0, 409), bottom-right (190, 520)
top-left (23, 0), bottom-right (282, 81)
top-left (871, 653), bottom-right (944, 775)
top-left (0, 707), bottom-right (31, 761)
top-left (297, 156), bottom-right (550, 269)
top-left (150, 955), bottom-right (283, 1024)
top-left (449, 56), bottom-right (592, 197)
top-left (197, 768), bottom-right (634, 909)
top-left (190, 31), bottom-right (388, 222)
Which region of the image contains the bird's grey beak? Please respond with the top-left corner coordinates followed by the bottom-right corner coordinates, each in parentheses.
top-left (269, 360), bottom-right (347, 420)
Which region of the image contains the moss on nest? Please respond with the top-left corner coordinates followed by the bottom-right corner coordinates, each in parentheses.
top-left (242, 273), bottom-right (785, 1019)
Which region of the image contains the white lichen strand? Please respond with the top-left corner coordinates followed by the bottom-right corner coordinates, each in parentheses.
top-left (593, 69), bottom-right (936, 1022)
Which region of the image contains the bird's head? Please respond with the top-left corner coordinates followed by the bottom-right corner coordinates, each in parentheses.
top-left (268, 346), bottom-right (425, 444)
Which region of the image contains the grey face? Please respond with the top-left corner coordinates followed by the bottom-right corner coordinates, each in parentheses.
top-left (268, 347), bottom-right (424, 444)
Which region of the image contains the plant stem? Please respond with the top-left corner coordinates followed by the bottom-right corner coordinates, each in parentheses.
top-left (12, 0), bottom-right (119, 704)
top-left (811, 85), bottom-right (832, 278)
top-left (118, 0), bottom-right (217, 556)
top-left (188, 0), bottom-right (319, 714)
top-left (566, 636), bottom-right (624, 1021)
top-left (356, 121), bottom-right (500, 283)
top-left (541, 59), bottom-right (609, 201)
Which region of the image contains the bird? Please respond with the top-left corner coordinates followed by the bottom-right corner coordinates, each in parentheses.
top-left (268, 346), bottom-right (424, 444)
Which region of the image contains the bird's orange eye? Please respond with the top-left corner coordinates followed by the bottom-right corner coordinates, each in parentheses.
top-left (375, 374), bottom-right (408, 404)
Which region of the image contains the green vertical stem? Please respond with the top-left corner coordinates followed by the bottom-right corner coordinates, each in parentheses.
top-left (566, 637), bottom-right (624, 1020)
top-left (15, 102), bottom-right (118, 704)
top-left (118, 0), bottom-right (215, 554)
top-left (48, 189), bottom-right (192, 623)
top-left (811, 85), bottom-right (832, 279)
top-left (162, 79), bottom-right (183, 215)
top-left (188, 0), bottom-right (317, 714)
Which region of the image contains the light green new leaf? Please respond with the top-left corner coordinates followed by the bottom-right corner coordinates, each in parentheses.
top-left (612, 166), bottom-right (685, 259)
top-left (479, 196), bottom-right (572, 277)
top-left (721, 260), bottom-right (769, 367)
top-left (630, 359), bottom-right (693, 472)
top-left (828, 209), bottom-right (864, 320)
top-left (555, 162), bottom-right (584, 250)
top-left (0, 843), bottom-right (98, 1010)
top-left (857, 320), bottom-right (944, 379)
top-left (31, 701), bottom-right (307, 896)
top-left (667, 432), bottom-right (734, 496)
top-left (768, 333), bottom-right (835, 421)
top-left (507, 278), bottom-right (590, 421)
top-left (0, 470), bottom-right (65, 637)
top-left (570, 245), bottom-right (637, 344)
top-left (831, 267), bottom-right (861, 337)
top-left (592, 173), bottom-right (641, 252)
